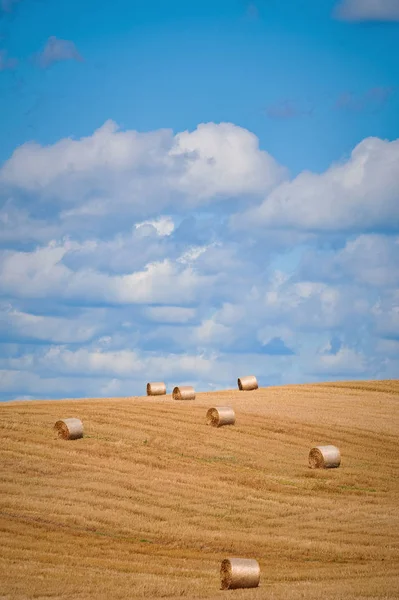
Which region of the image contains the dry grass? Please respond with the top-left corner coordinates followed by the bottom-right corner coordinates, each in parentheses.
top-left (1, 380), bottom-right (399, 599)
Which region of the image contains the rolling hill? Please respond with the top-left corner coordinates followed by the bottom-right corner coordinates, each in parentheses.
top-left (1, 380), bottom-right (399, 599)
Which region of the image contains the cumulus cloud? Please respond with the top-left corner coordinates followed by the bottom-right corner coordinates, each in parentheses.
top-left (60, 226), bottom-right (175, 274)
top-left (372, 291), bottom-right (399, 337)
top-left (0, 241), bottom-right (216, 305)
top-left (376, 338), bottom-right (399, 356)
top-left (0, 202), bottom-right (62, 244)
top-left (0, 368), bottom-right (118, 400)
top-left (0, 121), bottom-right (286, 219)
top-left (299, 235), bottom-right (399, 287)
top-left (135, 216), bottom-right (175, 236)
top-left (0, 119), bottom-right (398, 400)
top-left (144, 306), bottom-right (196, 324)
top-left (262, 273), bottom-right (367, 331)
top-left (233, 136), bottom-right (399, 232)
top-left (169, 123), bottom-right (286, 199)
top-left (36, 36), bottom-right (83, 68)
top-left (23, 346), bottom-right (220, 379)
top-left (0, 306), bottom-right (99, 343)
top-left (335, 0), bottom-right (399, 21)
top-left (308, 346), bottom-right (368, 376)
top-left (0, 343), bottom-right (292, 398)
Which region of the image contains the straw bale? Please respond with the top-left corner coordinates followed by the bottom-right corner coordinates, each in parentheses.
top-left (220, 558), bottom-right (260, 590)
top-left (172, 385), bottom-right (196, 400)
top-left (309, 445), bottom-right (341, 469)
top-left (237, 375), bottom-right (258, 391)
top-left (206, 406), bottom-right (235, 427)
top-left (146, 382), bottom-right (166, 396)
top-left (54, 418), bottom-right (83, 440)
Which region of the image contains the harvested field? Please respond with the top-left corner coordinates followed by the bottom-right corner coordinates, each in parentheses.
top-left (1, 380), bottom-right (399, 599)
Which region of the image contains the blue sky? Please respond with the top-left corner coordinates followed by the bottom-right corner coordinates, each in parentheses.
top-left (0, 0), bottom-right (398, 400)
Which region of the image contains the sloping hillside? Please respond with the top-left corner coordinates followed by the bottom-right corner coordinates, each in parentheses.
top-left (1, 381), bottom-right (399, 599)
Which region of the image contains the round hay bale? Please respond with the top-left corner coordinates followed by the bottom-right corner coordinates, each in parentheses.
top-left (146, 382), bottom-right (166, 396)
top-left (54, 418), bottom-right (83, 440)
top-left (309, 445), bottom-right (341, 469)
top-left (220, 558), bottom-right (260, 590)
top-left (206, 406), bottom-right (235, 428)
top-left (237, 375), bottom-right (258, 391)
top-left (172, 385), bottom-right (195, 400)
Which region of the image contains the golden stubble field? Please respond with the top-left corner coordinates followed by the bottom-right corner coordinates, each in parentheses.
top-left (1, 380), bottom-right (399, 599)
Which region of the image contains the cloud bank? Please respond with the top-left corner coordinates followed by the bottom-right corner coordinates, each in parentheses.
top-left (0, 120), bottom-right (398, 400)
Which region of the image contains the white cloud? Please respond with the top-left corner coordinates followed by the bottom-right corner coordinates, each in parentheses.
top-left (335, 0), bottom-right (399, 21)
top-left (0, 344), bottom-right (295, 400)
top-left (193, 318), bottom-right (234, 345)
top-left (330, 235), bottom-right (399, 286)
top-left (0, 121), bottom-right (284, 218)
top-left (1, 120), bottom-right (398, 400)
top-left (376, 338), bottom-right (399, 356)
top-left (0, 369), bottom-right (98, 399)
top-left (309, 347), bottom-right (368, 376)
top-left (213, 302), bottom-right (246, 326)
top-left (0, 202), bottom-right (61, 243)
top-left (372, 291), bottom-right (399, 336)
top-left (300, 235), bottom-right (399, 287)
top-left (170, 122), bottom-right (286, 199)
top-left (41, 347), bottom-right (145, 377)
top-left (234, 137), bottom-right (399, 232)
top-left (2, 346), bottom-right (227, 380)
top-left (263, 275), bottom-right (349, 329)
top-left (0, 120), bottom-right (165, 191)
top-left (257, 324), bottom-right (295, 348)
top-left (59, 228), bottom-right (171, 274)
top-left (135, 216), bottom-right (175, 236)
top-left (0, 305), bottom-right (100, 343)
top-left (144, 306), bottom-right (196, 324)
top-left (0, 241), bottom-right (216, 305)
top-left (177, 243), bottom-right (219, 264)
